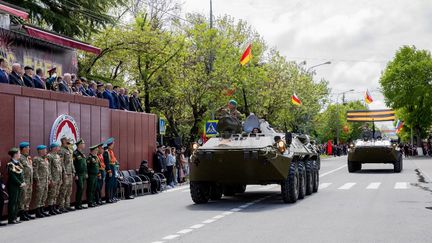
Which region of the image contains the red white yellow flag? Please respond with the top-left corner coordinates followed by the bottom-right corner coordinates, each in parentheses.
top-left (240, 44), bottom-right (252, 66)
top-left (291, 93), bottom-right (302, 106)
top-left (365, 90), bottom-right (373, 104)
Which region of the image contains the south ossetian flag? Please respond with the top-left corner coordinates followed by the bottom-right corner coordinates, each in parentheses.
top-left (365, 89), bottom-right (373, 104)
top-left (240, 44), bottom-right (252, 66)
top-left (291, 93), bottom-right (302, 106)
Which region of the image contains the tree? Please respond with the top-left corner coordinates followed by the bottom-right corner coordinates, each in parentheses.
top-left (380, 46), bottom-right (432, 145)
top-left (6, 0), bottom-right (125, 38)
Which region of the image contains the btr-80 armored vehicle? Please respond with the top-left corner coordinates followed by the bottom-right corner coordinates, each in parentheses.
top-left (189, 114), bottom-right (321, 204)
top-left (347, 138), bottom-right (402, 173)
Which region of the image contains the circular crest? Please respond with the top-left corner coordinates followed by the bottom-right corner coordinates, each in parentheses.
top-left (49, 114), bottom-right (80, 146)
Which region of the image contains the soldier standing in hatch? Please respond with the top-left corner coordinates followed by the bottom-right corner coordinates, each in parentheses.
top-left (46, 142), bottom-right (63, 215)
top-left (216, 99), bottom-right (243, 120)
top-left (58, 137), bottom-right (75, 212)
top-left (87, 144), bottom-right (100, 207)
top-left (18, 142), bottom-right (35, 221)
top-left (73, 139), bottom-right (87, 209)
top-left (33, 145), bottom-right (51, 218)
top-left (7, 148), bottom-right (25, 225)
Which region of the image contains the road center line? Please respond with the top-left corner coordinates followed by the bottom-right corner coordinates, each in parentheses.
top-left (177, 229), bottom-right (193, 234)
top-left (338, 182), bottom-right (356, 190)
top-left (319, 183), bottom-right (332, 189)
top-left (320, 164), bottom-right (347, 178)
top-left (162, 235), bottom-right (179, 240)
top-left (394, 182), bottom-right (409, 189)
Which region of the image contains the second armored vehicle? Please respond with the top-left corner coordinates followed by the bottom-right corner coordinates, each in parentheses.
top-left (189, 114), bottom-right (321, 204)
top-left (347, 138), bottom-right (402, 173)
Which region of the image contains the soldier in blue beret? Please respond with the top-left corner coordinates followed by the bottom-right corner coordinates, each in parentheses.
top-left (18, 142), bottom-right (35, 221)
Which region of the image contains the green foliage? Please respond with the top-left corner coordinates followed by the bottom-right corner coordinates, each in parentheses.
top-left (315, 101), bottom-right (367, 143)
top-left (380, 46), bottom-right (432, 144)
top-left (6, 0), bottom-right (125, 38)
top-left (78, 11), bottom-right (330, 143)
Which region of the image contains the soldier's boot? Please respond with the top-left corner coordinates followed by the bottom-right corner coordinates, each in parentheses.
top-left (41, 207), bottom-right (50, 217)
top-left (48, 206), bottom-right (57, 216)
top-left (25, 210), bottom-right (35, 220)
top-left (54, 205), bottom-right (62, 214)
top-left (36, 208), bottom-right (45, 218)
top-left (19, 211), bottom-right (29, 221)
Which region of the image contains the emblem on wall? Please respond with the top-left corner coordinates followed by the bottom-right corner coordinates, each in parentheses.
top-left (50, 114), bottom-right (80, 146)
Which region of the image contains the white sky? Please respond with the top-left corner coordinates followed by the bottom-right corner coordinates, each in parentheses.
top-left (182, 0), bottom-right (432, 131)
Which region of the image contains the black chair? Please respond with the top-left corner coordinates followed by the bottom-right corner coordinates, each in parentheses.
top-left (124, 170), bottom-right (146, 196)
top-left (120, 170), bottom-right (139, 197)
top-left (128, 170), bottom-right (151, 194)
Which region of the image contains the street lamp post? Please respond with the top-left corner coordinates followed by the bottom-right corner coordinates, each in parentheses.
top-left (335, 89), bottom-right (354, 144)
top-left (307, 61), bottom-right (331, 73)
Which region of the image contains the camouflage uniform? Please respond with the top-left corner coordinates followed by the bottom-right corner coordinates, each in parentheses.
top-left (47, 151), bottom-right (63, 206)
top-left (57, 146), bottom-right (75, 209)
top-left (216, 107), bottom-right (243, 120)
top-left (18, 154), bottom-right (33, 211)
top-left (33, 155), bottom-right (51, 208)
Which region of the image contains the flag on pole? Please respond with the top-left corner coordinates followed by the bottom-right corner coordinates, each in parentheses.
top-left (365, 90), bottom-right (373, 104)
top-left (291, 93), bottom-right (302, 106)
top-left (240, 44), bottom-right (252, 66)
top-left (395, 120), bottom-right (404, 133)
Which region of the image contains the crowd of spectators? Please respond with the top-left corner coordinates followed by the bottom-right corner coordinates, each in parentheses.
top-left (153, 145), bottom-right (189, 188)
top-left (0, 59), bottom-right (144, 112)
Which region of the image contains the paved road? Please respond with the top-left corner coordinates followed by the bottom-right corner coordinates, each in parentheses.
top-left (2, 156), bottom-right (432, 243)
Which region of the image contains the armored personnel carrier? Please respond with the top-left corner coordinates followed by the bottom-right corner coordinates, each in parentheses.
top-left (347, 138), bottom-right (402, 173)
top-left (189, 114), bottom-right (320, 204)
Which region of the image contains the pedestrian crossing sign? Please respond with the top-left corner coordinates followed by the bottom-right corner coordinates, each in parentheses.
top-left (159, 118), bottom-right (167, 135)
top-left (205, 120), bottom-right (218, 137)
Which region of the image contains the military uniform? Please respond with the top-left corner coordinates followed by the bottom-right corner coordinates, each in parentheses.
top-left (18, 153), bottom-right (33, 220)
top-left (96, 150), bottom-right (106, 204)
top-left (46, 149), bottom-right (63, 214)
top-left (216, 106), bottom-right (243, 120)
top-left (7, 152), bottom-right (24, 224)
top-left (103, 138), bottom-right (118, 203)
top-left (87, 148), bottom-right (100, 207)
top-left (58, 145), bottom-right (75, 211)
top-left (73, 148), bottom-right (87, 209)
top-left (33, 154), bottom-right (51, 217)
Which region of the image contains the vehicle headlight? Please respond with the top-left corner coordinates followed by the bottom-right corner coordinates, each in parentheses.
top-left (277, 141), bottom-right (286, 153)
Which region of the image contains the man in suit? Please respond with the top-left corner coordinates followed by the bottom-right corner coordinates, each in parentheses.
top-left (23, 66), bottom-right (35, 88)
top-left (124, 89), bottom-right (131, 110)
top-left (112, 86), bottom-right (120, 109)
top-left (96, 83), bottom-right (104, 98)
top-left (86, 81), bottom-right (97, 97)
top-left (103, 83), bottom-right (116, 109)
top-left (9, 63), bottom-right (24, 86)
top-left (33, 68), bottom-right (46, 89)
top-left (129, 91), bottom-right (144, 112)
top-left (58, 73), bottom-right (72, 93)
top-left (118, 88), bottom-right (129, 110)
top-left (0, 58), bottom-right (9, 84)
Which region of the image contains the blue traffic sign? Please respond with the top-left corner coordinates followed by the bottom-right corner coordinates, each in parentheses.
top-left (205, 120), bottom-right (218, 137)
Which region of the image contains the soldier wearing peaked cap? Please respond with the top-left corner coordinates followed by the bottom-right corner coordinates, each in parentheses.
top-left (103, 138), bottom-right (118, 203)
top-left (18, 142), bottom-right (35, 221)
top-left (87, 144), bottom-right (100, 207)
top-left (73, 139), bottom-right (87, 209)
top-left (95, 143), bottom-right (106, 205)
top-left (7, 148), bottom-right (25, 224)
top-left (58, 137), bottom-right (75, 212)
top-left (33, 145), bottom-right (51, 218)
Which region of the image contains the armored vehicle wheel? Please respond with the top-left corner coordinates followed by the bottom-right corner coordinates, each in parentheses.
top-left (298, 162), bottom-right (307, 199)
top-left (223, 185), bottom-right (236, 196)
top-left (312, 161), bottom-right (319, 193)
top-left (305, 161), bottom-right (314, 195)
top-left (394, 154), bottom-right (403, 173)
top-left (348, 161), bottom-right (361, 173)
top-left (210, 185), bottom-right (223, 200)
top-left (281, 162), bottom-right (299, 203)
top-left (236, 184), bottom-right (247, 194)
top-left (190, 182), bottom-right (210, 204)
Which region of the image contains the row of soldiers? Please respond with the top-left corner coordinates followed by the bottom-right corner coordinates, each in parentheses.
top-left (2, 137), bottom-right (119, 225)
